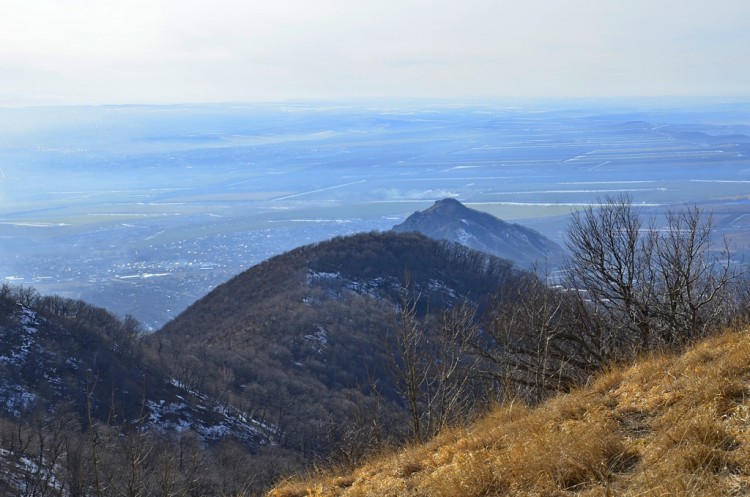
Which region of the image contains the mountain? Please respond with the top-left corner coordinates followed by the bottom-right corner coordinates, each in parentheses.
top-left (0, 231), bottom-right (535, 495)
top-left (392, 198), bottom-right (566, 269)
top-left (151, 230), bottom-right (530, 453)
top-left (269, 326), bottom-right (750, 497)
top-left (3, 223), bottom-right (746, 496)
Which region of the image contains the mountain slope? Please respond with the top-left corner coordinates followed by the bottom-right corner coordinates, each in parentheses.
top-left (269, 326), bottom-right (750, 497)
top-left (0, 289), bottom-right (283, 496)
top-left (0, 292), bottom-right (270, 446)
top-left (152, 231), bottom-right (530, 461)
top-left (0, 232), bottom-right (534, 495)
top-left (393, 198), bottom-right (566, 269)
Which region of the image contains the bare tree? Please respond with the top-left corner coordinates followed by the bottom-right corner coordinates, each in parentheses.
top-left (385, 282), bottom-right (431, 442)
top-left (386, 279), bottom-right (485, 442)
top-left (13, 405), bottom-right (76, 497)
top-left (476, 273), bottom-right (608, 404)
top-left (565, 194), bottom-right (656, 350)
top-left (652, 206), bottom-right (735, 342)
top-left (565, 194), bottom-right (739, 353)
top-left (427, 302), bottom-right (483, 432)
top-left (734, 271), bottom-right (750, 324)
top-left (13, 285), bottom-right (40, 308)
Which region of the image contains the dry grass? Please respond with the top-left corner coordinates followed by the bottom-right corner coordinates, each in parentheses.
top-left (269, 328), bottom-right (750, 497)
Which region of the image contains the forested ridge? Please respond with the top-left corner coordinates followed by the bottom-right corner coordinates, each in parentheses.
top-left (0, 231), bottom-right (535, 495)
top-left (0, 196), bottom-right (748, 496)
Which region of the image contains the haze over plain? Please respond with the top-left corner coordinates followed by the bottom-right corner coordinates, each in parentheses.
top-left (0, 1), bottom-right (749, 328)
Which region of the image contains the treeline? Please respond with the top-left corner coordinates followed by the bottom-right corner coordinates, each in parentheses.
top-left (0, 283), bottom-right (148, 419)
top-left (311, 230), bottom-right (521, 294)
top-left (310, 231), bottom-right (527, 313)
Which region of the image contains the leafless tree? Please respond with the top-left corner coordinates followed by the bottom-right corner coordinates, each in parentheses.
top-left (385, 282), bottom-right (430, 442)
top-left (652, 206), bottom-right (735, 342)
top-left (475, 273), bottom-right (606, 404)
top-left (13, 285), bottom-right (40, 308)
top-left (565, 194), bottom-right (740, 353)
top-left (427, 302), bottom-right (484, 430)
top-left (386, 279), bottom-right (485, 442)
top-left (565, 194), bottom-right (656, 350)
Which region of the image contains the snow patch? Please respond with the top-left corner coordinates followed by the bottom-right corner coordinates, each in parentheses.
top-left (0, 384), bottom-right (37, 416)
top-left (154, 380), bottom-right (276, 446)
top-left (303, 325), bottom-right (329, 354)
top-left (456, 228), bottom-right (475, 246)
top-left (168, 378), bottom-right (209, 401)
top-left (0, 308), bottom-right (40, 367)
top-left (198, 423), bottom-right (231, 440)
top-left (427, 279), bottom-right (458, 300)
top-left (344, 276), bottom-right (397, 298)
top-left (146, 400), bottom-right (193, 433)
top-left (306, 271), bottom-right (341, 285)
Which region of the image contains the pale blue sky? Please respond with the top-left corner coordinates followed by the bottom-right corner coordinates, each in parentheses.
top-left (1, 0), bottom-right (749, 105)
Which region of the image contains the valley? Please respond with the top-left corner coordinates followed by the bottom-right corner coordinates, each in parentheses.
top-left (1, 101), bottom-right (749, 328)
top-left (1, 99), bottom-right (750, 495)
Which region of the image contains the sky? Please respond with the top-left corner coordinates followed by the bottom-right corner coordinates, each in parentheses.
top-left (1, 0), bottom-right (749, 106)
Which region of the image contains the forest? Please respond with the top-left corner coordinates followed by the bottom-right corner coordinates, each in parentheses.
top-left (0, 195), bottom-right (748, 496)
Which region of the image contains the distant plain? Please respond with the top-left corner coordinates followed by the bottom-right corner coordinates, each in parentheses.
top-left (1, 100), bottom-right (748, 329)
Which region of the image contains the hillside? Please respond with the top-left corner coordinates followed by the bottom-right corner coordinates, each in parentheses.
top-left (152, 231), bottom-right (530, 458)
top-left (393, 198), bottom-right (566, 269)
top-left (0, 287), bottom-right (285, 495)
top-left (5, 207), bottom-right (740, 496)
top-left (270, 326), bottom-right (750, 497)
top-left (0, 232), bottom-right (536, 495)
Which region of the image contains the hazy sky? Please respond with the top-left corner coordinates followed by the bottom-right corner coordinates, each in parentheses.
top-left (2, 0), bottom-right (749, 105)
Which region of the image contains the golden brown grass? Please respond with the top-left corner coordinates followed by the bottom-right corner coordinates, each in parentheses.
top-left (269, 328), bottom-right (750, 497)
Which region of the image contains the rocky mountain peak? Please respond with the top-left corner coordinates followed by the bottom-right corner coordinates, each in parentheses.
top-left (393, 198), bottom-right (566, 270)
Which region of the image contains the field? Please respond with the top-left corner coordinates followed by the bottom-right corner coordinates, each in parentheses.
top-left (1, 100), bottom-right (749, 328)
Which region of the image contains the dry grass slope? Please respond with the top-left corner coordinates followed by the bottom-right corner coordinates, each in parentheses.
top-left (270, 328), bottom-right (750, 497)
